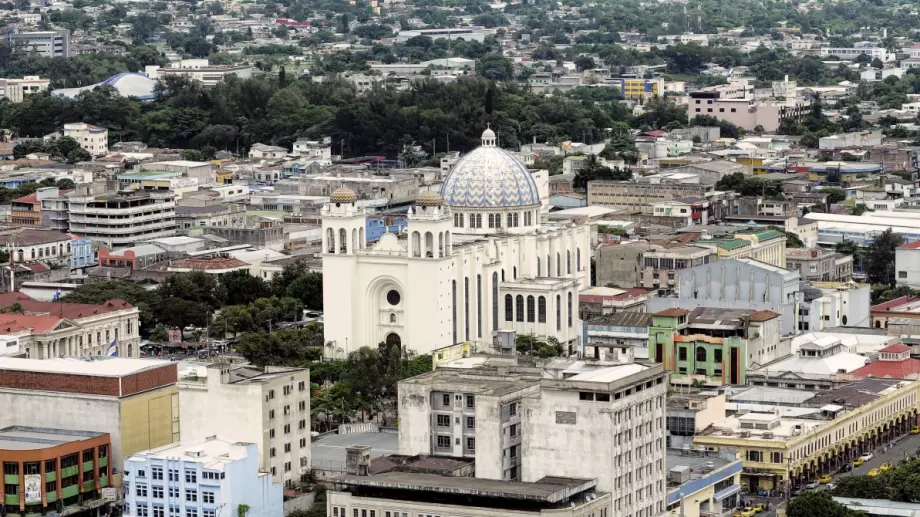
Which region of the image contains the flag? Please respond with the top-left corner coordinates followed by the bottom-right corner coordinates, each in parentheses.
top-left (52, 289), bottom-right (61, 301)
top-left (106, 339), bottom-right (117, 357)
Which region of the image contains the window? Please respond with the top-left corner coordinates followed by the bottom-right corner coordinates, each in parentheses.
top-left (556, 295), bottom-right (561, 330)
top-left (476, 275), bottom-right (482, 338)
top-left (186, 491), bottom-right (198, 502)
top-left (567, 292), bottom-right (573, 327)
top-left (436, 435), bottom-right (451, 448)
top-left (138, 507), bottom-right (149, 517)
top-left (516, 295), bottom-right (524, 322)
top-left (714, 349), bottom-right (723, 363)
top-left (185, 471), bottom-right (197, 484)
top-left (464, 277), bottom-right (470, 342)
top-left (137, 484), bottom-right (148, 497)
top-left (900, 271), bottom-right (908, 279)
top-left (504, 294), bottom-right (513, 321)
top-left (466, 416), bottom-right (475, 429)
top-left (284, 424), bottom-right (291, 433)
top-left (284, 443), bottom-right (291, 453)
top-left (270, 448), bottom-right (276, 458)
top-left (154, 509), bottom-right (165, 517)
top-left (169, 487), bottom-right (179, 498)
top-left (186, 509), bottom-right (198, 517)
top-left (696, 347), bottom-right (706, 362)
top-left (467, 437), bottom-right (476, 450)
top-left (526, 295), bottom-right (535, 322)
top-left (202, 492), bottom-right (215, 504)
top-left (153, 486), bottom-right (164, 499)
top-left (537, 296), bottom-right (546, 323)
top-left (269, 409), bottom-right (275, 419)
top-left (204, 511), bottom-right (216, 517)
top-left (510, 424), bottom-right (518, 437)
top-left (152, 466), bottom-right (163, 480)
top-left (442, 393), bottom-right (450, 406)
top-left (466, 395), bottom-right (475, 408)
top-left (169, 470), bottom-right (178, 482)
top-left (437, 414), bottom-right (450, 427)
top-left (492, 272), bottom-right (499, 331)
top-left (678, 347), bottom-right (687, 361)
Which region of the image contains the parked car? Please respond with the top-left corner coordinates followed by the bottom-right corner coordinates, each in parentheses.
top-left (817, 474), bottom-right (832, 484)
top-left (861, 452), bottom-right (875, 462)
top-left (868, 468), bottom-right (880, 477)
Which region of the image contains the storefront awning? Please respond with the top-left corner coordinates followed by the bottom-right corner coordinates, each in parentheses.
top-left (715, 484), bottom-right (742, 502)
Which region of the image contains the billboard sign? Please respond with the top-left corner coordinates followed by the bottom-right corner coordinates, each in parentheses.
top-left (24, 474), bottom-right (41, 504)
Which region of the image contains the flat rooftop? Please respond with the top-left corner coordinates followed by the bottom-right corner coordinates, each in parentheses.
top-left (0, 426), bottom-right (105, 451)
top-left (312, 432), bottom-right (398, 469)
top-left (335, 472), bottom-right (596, 503)
top-left (130, 436), bottom-right (251, 469)
top-left (0, 357), bottom-right (172, 377)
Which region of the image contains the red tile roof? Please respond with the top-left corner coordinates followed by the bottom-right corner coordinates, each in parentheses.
top-left (872, 296), bottom-right (920, 311)
top-left (851, 358), bottom-right (920, 380)
top-left (171, 257), bottom-right (248, 270)
top-left (12, 193), bottom-right (38, 205)
top-left (0, 292), bottom-right (134, 328)
top-left (899, 241), bottom-right (920, 250)
top-left (880, 344), bottom-right (910, 354)
top-left (0, 314), bottom-right (64, 334)
top-left (654, 308), bottom-right (690, 317)
top-left (748, 310), bottom-right (780, 322)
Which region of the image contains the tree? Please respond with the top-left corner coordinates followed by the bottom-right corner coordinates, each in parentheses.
top-left (866, 228), bottom-right (903, 286)
top-left (476, 53), bottom-right (514, 81)
top-left (150, 324), bottom-right (170, 342)
top-left (220, 270), bottom-right (272, 306)
top-left (832, 475), bottom-right (889, 500)
top-left (212, 305), bottom-right (254, 336)
top-left (786, 491), bottom-right (859, 517)
top-left (66, 148), bottom-right (92, 163)
top-left (852, 204), bottom-right (873, 216)
top-left (822, 187), bottom-right (846, 205)
top-left (573, 155), bottom-right (631, 190)
top-left (63, 281), bottom-right (158, 330)
top-left (272, 261), bottom-right (323, 310)
top-left (574, 55), bottom-right (595, 72)
top-left (235, 325), bottom-right (323, 366)
top-left (599, 122), bottom-right (639, 165)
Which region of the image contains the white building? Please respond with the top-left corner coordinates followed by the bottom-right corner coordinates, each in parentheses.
top-left (292, 138), bottom-right (332, 165)
top-left (123, 437), bottom-right (283, 517)
top-left (399, 356), bottom-right (669, 517)
top-left (145, 60), bottom-right (253, 87)
top-left (820, 47), bottom-right (892, 61)
top-left (322, 128), bottom-right (591, 358)
top-left (249, 143), bottom-right (288, 160)
top-left (63, 122), bottom-right (108, 156)
top-left (67, 184), bottom-right (177, 247)
top-left (897, 241), bottom-right (920, 288)
top-left (7, 29), bottom-right (70, 57)
top-left (0, 76), bottom-right (49, 103)
top-left (178, 365), bottom-right (311, 487)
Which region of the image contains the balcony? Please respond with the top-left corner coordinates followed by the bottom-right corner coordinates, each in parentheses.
top-left (62, 484), bottom-right (79, 498)
top-left (69, 201), bottom-right (175, 217)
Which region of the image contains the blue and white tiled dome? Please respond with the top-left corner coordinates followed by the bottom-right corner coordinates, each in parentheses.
top-left (440, 129), bottom-right (541, 209)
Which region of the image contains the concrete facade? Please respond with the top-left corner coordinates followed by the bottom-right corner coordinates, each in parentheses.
top-left (178, 365), bottom-right (311, 487)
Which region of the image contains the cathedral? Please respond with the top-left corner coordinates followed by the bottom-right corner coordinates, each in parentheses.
top-left (321, 128), bottom-right (592, 358)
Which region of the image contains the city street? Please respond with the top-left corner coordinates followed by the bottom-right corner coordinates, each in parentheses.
top-left (734, 434), bottom-right (920, 517)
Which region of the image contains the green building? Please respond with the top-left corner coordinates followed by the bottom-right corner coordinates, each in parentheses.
top-left (649, 307), bottom-right (781, 386)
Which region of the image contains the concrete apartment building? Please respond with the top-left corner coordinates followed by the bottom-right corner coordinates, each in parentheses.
top-left (398, 356), bottom-right (669, 517)
top-left (145, 60), bottom-right (253, 87)
top-left (692, 229), bottom-right (787, 268)
top-left (63, 123), bottom-right (108, 156)
top-left (178, 365), bottom-right (311, 487)
top-left (587, 180), bottom-right (731, 220)
top-left (0, 357), bottom-right (180, 482)
top-left (139, 161), bottom-right (215, 186)
top-left (0, 291), bottom-right (141, 359)
top-left (596, 242), bottom-right (714, 293)
top-left (123, 437), bottom-right (283, 517)
top-left (785, 248), bottom-right (852, 282)
top-left (896, 241), bottom-right (920, 288)
top-left (280, 173), bottom-right (418, 204)
top-left (687, 91), bottom-right (810, 132)
top-left (67, 184), bottom-right (177, 247)
top-left (0, 426), bottom-right (113, 516)
top-left (3, 228), bottom-right (75, 267)
top-left (0, 76), bottom-right (49, 102)
top-left (7, 30), bottom-right (71, 57)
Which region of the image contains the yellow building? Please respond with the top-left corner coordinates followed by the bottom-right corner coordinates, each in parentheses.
top-left (431, 342), bottom-right (474, 368)
top-left (215, 169), bottom-right (234, 184)
top-left (693, 379), bottom-right (920, 493)
top-left (0, 357), bottom-right (180, 486)
top-left (693, 229), bottom-right (787, 269)
top-left (614, 78), bottom-right (664, 100)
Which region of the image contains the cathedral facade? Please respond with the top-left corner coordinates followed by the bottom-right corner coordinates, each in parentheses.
top-left (322, 129), bottom-right (591, 358)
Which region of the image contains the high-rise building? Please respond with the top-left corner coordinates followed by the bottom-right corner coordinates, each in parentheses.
top-left (67, 184), bottom-right (177, 248)
top-left (7, 30), bottom-right (71, 58)
top-left (398, 356), bottom-right (669, 517)
top-left (178, 365), bottom-right (311, 487)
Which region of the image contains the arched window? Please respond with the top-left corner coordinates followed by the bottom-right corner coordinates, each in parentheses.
top-left (526, 296), bottom-right (535, 323)
top-left (502, 269), bottom-right (505, 282)
top-left (495, 213), bottom-right (501, 228)
top-left (567, 292), bottom-right (573, 328)
top-left (537, 257), bottom-right (541, 277)
top-left (567, 250), bottom-right (571, 274)
top-left (538, 296), bottom-right (546, 323)
top-left (452, 280), bottom-right (457, 344)
top-left (477, 275), bottom-right (482, 338)
top-left (339, 228), bottom-right (347, 253)
top-left (547, 254), bottom-right (551, 276)
top-left (696, 346), bottom-right (707, 362)
top-left (352, 228), bottom-right (357, 253)
top-left (464, 277), bottom-right (470, 341)
top-left (488, 214), bottom-right (495, 228)
top-left (556, 252), bottom-right (561, 276)
top-left (411, 231), bottom-right (421, 257)
top-left (439, 232), bottom-right (444, 257)
top-left (493, 273), bottom-right (499, 331)
top-left (326, 228), bottom-right (335, 253)
top-left (507, 213), bottom-right (513, 227)
top-left (516, 295), bottom-right (524, 322)
top-left (425, 232), bottom-right (434, 257)
top-left (390, 313), bottom-right (396, 323)
top-left (513, 213), bottom-right (519, 227)
top-left (513, 267), bottom-right (517, 280)
top-left (577, 248), bottom-right (582, 271)
top-left (556, 295), bottom-right (561, 331)
top-left (505, 294), bottom-right (513, 322)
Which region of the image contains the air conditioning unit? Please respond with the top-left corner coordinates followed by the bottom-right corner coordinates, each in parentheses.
top-left (739, 431), bottom-right (751, 438)
top-left (762, 432), bottom-right (774, 439)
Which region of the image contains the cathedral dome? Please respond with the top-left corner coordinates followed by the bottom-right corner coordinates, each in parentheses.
top-left (440, 128), bottom-right (540, 209)
top-left (330, 187), bottom-right (357, 203)
top-left (416, 190), bottom-right (443, 207)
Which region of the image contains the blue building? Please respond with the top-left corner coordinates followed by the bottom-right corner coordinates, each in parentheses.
top-left (123, 437), bottom-right (283, 517)
top-left (70, 238), bottom-right (94, 269)
top-left (366, 215), bottom-right (408, 243)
